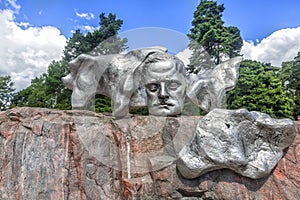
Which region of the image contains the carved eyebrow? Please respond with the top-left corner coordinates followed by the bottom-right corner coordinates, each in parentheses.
top-left (145, 79), bottom-right (182, 85)
top-left (167, 80), bottom-right (181, 83)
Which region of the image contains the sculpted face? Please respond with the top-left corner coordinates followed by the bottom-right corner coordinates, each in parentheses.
top-left (143, 60), bottom-right (186, 116)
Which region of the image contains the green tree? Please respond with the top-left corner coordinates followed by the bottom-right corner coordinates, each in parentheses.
top-left (226, 60), bottom-right (294, 119)
top-left (187, 0), bottom-right (243, 73)
top-left (0, 76), bottom-right (15, 111)
top-left (87, 13), bottom-right (127, 55)
top-left (11, 61), bottom-right (72, 110)
top-left (45, 60), bottom-right (72, 110)
top-left (10, 87), bottom-right (30, 107)
top-left (279, 52), bottom-right (300, 119)
top-left (63, 29), bottom-right (91, 62)
top-left (64, 13), bottom-right (127, 62)
top-left (11, 75), bottom-right (48, 108)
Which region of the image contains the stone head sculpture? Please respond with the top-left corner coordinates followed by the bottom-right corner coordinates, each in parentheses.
top-left (142, 52), bottom-right (186, 116)
top-left (112, 50), bottom-right (187, 118)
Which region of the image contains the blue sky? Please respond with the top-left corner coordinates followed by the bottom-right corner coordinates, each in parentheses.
top-left (220, 0), bottom-right (300, 42)
top-left (8, 0), bottom-right (198, 38)
top-left (5, 0), bottom-right (300, 41)
top-left (1, 0), bottom-right (300, 90)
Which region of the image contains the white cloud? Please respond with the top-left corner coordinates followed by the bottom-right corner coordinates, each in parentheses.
top-left (16, 21), bottom-right (30, 28)
top-left (76, 25), bottom-right (96, 33)
top-left (241, 27), bottom-right (300, 66)
top-left (0, 9), bottom-right (66, 90)
top-left (75, 10), bottom-right (95, 20)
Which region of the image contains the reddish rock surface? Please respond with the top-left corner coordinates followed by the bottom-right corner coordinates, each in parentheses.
top-left (0, 107), bottom-right (299, 199)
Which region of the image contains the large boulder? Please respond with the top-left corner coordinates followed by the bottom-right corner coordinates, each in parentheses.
top-left (177, 108), bottom-right (297, 179)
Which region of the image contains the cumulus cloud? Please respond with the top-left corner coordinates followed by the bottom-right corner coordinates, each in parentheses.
top-left (75, 10), bottom-right (95, 20)
top-left (0, 9), bottom-right (66, 90)
top-left (241, 27), bottom-right (300, 66)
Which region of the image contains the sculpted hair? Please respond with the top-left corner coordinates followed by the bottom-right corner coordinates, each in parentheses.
top-left (143, 52), bottom-right (186, 74)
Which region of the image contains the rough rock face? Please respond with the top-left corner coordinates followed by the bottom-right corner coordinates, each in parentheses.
top-left (0, 107), bottom-right (299, 200)
top-left (177, 108), bottom-right (297, 179)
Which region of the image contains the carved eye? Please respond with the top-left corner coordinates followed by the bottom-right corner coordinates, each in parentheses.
top-left (147, 83), bottom-right (159, 92)
top-left (168, 81), bottom-right (180, 90)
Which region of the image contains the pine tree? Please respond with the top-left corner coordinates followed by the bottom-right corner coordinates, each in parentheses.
top-left (63, 30), bottom-right (91, 62)
top-left (187, 0), bottom-right (243, 73)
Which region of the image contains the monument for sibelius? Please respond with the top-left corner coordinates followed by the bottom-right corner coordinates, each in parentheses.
top-left (0, 28), bottom-right (299, 199)
top-left (62, 29), bottom-right (298, 181)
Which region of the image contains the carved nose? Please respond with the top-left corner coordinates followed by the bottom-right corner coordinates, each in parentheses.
top-left (158, 82), bottom-right (169, 98)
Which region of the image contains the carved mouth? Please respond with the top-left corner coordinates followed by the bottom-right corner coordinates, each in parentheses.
top-left (157, 102), bottom-right (174, 109)
top-left (153, 100), bottom-right (175, 108)
top-left (158, 105), bottom-right (171, 109)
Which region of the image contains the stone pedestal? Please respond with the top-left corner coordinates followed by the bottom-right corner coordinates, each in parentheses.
top-left (0, 107), bottom-right (299, 199)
